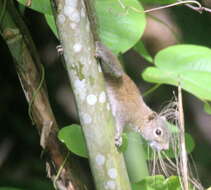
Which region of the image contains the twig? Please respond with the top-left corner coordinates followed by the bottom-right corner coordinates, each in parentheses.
top-left (178, 83), bottom-right (189, 190)
top-left (54, 152), bottom-right (70, 189)
top-left (118, 0), bottom-right (211, 15)
top-left (184, 3), bottom-right (211, 13)
top-left (143, 84), bottom-right (161, 97)
top-left (144, 0), bottom-right (201, 13)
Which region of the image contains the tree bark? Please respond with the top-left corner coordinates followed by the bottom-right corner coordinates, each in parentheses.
top-left (0, 0), bottom-right (92, 189)
top-left (50, 0), bottom-right (132, 189)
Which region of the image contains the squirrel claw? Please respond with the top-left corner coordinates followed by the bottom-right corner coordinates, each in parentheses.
top-left (115, 134), bottom-right (123, 147)
top-left (56, 45), bottom-right (64, 55)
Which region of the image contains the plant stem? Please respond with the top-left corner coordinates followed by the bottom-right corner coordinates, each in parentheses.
top-left (143, 84), bottom-right (161, 97)
top-left (178, 84), bottom-right (189, 190)
top-left (124, 132), bottom-right (149, 183)
top-left (50, 0), bottom-right (131, 189)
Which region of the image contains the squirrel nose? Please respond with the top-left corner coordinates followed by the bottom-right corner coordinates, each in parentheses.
top-left (162, 143), bottom-right (169, 150)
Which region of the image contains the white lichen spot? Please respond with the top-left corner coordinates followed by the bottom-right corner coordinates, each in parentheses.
top-left (108, 168), bottom-right (117, 179)
top-left (65, 0), bottom-right (77, 8)
top-left (64, 6), bottom-right (80, 23)
top-left (64, 6), bottom-right (74, 17)
top-left (87, 94), bottom-right (97, 105)
top-left (74, 79), bottom-right (86, 100)
top-left (82, 113), bottom-right (92, 124)
top-left (99, 91), bottom-right (106, 103)
top-left (81, 8), bottom-right (85, 18)
top-left (70, 11), bottom-right (80, 23)
top-left (95, 154), bottom-right (105, 166)
top-left (105, 180), bottom-right (116, 190)
top-left (70, 22), bottom-right (77, 29)
top-left (107, 103), bottom-right (110, 110)
top-left (98, 65), bottom-right (102, 72)
top-left (73, 43), bottom-right (82, 52)
top-left (58, 14), bottom-right (66, 24)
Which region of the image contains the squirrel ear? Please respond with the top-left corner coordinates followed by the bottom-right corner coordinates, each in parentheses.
top-left (147, 112), bottom-right (157, 121)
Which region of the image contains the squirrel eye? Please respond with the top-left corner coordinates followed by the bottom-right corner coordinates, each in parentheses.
top-left (154, 128), bottom-right (162, 136)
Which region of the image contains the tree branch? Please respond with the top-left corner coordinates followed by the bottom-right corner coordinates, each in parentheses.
top-left (0, 0), bottom-right (92, 189)
top-left (50, 0), bottom-right (131, 189)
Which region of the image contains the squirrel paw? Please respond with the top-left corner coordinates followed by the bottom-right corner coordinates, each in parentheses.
top-left (115, 134), bottom-right (123, 147)
top-left (56, 45), bottom-right (64, 55)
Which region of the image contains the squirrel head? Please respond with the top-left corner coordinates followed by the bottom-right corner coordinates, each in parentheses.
top-left (140, 114), bottom-right (170, 151)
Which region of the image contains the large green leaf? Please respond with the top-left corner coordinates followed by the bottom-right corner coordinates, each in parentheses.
top-left (132, 175), bottom-right (166, 190)
top-left (16, 0), bottom-right (52, 14)
top-left (45, 14), bottom-right (58, 38)
top-left (96, 0), bottom-right (146, 54)
top-left (132, 175), bottom-right (194, 190)
top-left (142, 45), bottom-right (211, 101)
top-left (139, 0), bottom-right (176, 5)
top-left (17, 0), bottom-right (146, 54)
top-left (58, 124), bottom-right (88, 158)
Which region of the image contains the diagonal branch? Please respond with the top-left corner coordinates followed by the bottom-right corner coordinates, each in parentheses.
top-left (50, 0), bottom-right (132, 189)
top-left (0, 0), bottom-right (92, 189)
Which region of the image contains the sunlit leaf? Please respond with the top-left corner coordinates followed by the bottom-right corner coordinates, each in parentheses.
top-left (142, 45), bottom-right (211, 101)
top-left (16, 0), bottom-right (52, 14)
top-left (132, 175), bottom-right (166, 190)
top-left (44, 14), bottom-right (58, 37)
top-left (139, 0), bottom-right (177, 5)
top-left (17, 0), bottom-right (146, 54)
top-left (96, 0), bottom-right (146, 54)
top-left (132, 175), bottom-right (195, 190)
top-left (134, 41), bottom-right (153, 63)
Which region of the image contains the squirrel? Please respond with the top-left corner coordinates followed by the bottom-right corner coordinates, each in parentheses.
top-left (95, 42), bottom-right (170, 151)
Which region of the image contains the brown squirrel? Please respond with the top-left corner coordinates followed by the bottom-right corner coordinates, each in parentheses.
top-left (96, 42), bottom-right (170, 151)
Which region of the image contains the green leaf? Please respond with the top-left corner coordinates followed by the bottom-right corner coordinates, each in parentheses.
top-left (142, 45), bottom-right (211, 101)
top-left (96, 0), bottom-right (146, 54)
top-left (18, 0), bottom-right (146, 54)
top-left (45, 14), bottom-right (58, 38)
top-left (58, 125), bottom-right (130, 158)
top-left (132, 175), bottom-right (166, 190)
top-left (134, 41), bottom-right (153, 63)
top-left (139, 0), bottom-right (177, 5)
top-left (0, 188), bottom-right (23, 190)
top-left (204, 102), bottom-right (211, 115)
top-left (58, 124), bottom-right (88, 158)
top-left (163, 176), bottom-right (181, 190)
top-left (132, 175), bottom-right (195, 190)
top-left (16, 0), bottom-right (52, 14)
